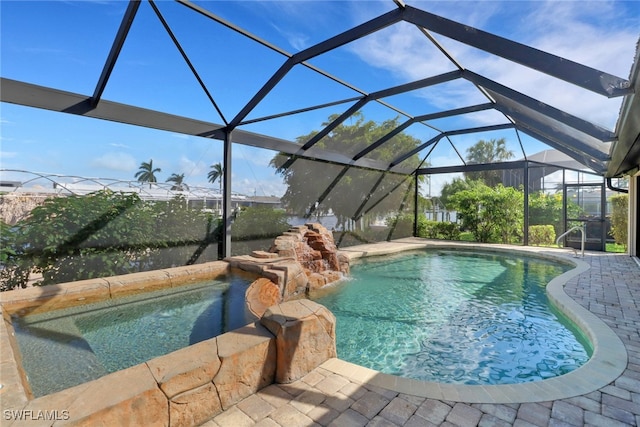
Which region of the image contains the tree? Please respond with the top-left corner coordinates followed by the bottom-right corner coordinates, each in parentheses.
top-left (208, 162), bottom-right (224, 214)
top-left (464, 138), bottom-right (514, 186)
top-left (135, 159), bottom-right (161, 188)
top-left (208, 162), bottom-right (224, 193)
top-left (439, 177), bottom-right (482, 207)
top-left (528, 192), bottom-right (563, 237)
top-left (450, 182), bottom-right (523, 243)
top-left (271, 112), bottom-right (423, 230)
top-left (529, 191), bottom-right (583, 238)
top-left (166, 173), bottom-right (188, 191)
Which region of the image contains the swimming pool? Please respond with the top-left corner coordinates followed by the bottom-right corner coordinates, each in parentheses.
top-left (311, 250), bottom-right (591, 385)
top-left (11, 276), bottom-right (251, 397)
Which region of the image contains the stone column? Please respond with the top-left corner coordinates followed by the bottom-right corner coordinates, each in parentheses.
top-left (260, 300), bottom-right (337, 384)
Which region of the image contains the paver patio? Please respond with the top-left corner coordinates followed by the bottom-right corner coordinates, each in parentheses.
top-left (200, 251), bottom-right (640, 427)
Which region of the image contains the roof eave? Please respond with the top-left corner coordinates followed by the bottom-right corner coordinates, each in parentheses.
top-left (608, 38), bottom-right (640, 177)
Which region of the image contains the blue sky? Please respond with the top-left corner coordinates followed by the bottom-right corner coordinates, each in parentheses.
top-left (1, 0), bottom-right (638, 197)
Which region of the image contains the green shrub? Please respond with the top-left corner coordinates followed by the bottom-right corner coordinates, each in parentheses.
top-left (386, 212), bottom-right (427, 239)
top-left (434, 221), bottom-right (461, 240)
top-left (416, 214), bottom-right (428, 238)
top-left (422, 220), bottom-right (461, 240)
top-left (450, 183), bottom-right (523, 243)
top-left (0, 190), bottom-right (218, 290)
top-left (529, 192), bottom-right (583, 238)
top-left (231, 206), bottom-right (291, 241)
top-left (528, 225), bottom-right (556, 246)
top-left (421, 220), bottom-right (437, 238)
top-left (609, 194), bottom-right (628, 249)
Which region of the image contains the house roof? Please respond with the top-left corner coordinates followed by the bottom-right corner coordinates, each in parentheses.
top-left (523, 150), bottom-right (586, 171)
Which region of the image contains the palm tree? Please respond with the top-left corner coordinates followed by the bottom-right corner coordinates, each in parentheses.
top-left (464, 138), bottom-right (514, 186)
top-left (466, 138), bottom-right (514, 165)
top-left (135, 159), bottom-right (161, 188)
top-left (208, 162), bottom-right (224, 194)
top-left (166, 173), bottom-right (188, 191)
top-left (208, 162), bottom-right (224, 214)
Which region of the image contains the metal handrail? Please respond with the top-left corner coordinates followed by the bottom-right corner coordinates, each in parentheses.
top-left (556, 225), bottom-right (585, 257)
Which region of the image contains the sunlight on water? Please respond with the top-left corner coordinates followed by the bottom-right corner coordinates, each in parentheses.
top-left (312, 250), bottom-right (590, 385)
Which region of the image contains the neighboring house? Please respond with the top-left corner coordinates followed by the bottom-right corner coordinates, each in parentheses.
top-left (501, 149), bottom-right (587, 192)
top-left (240, 195), bottom-right (283, 210)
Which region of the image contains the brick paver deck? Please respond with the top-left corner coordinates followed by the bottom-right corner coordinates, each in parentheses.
top-left (201, 250), bottom-right (640, 427)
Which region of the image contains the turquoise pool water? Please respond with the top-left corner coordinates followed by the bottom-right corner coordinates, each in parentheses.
top-left (12, 276), bottom-right (251, 397)
top-left (312, 250), bottom-right (591, 385)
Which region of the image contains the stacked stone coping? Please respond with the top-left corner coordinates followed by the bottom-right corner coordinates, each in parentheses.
top-left (0, 224), bottom-right (347, 426)
top-left (0, 261), bottom-right (231, 317)
top-left (0, 237), bottom-right (628, 423)
top-left (1, 275), bottom-right (336, 427)
top-left (0, 261), bottom-right (231, 417)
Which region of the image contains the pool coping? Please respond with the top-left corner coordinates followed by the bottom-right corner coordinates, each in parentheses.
top-left (0, 239), bottom-right (628, 408)
top-left (320, 238), bottom-right (628, 404)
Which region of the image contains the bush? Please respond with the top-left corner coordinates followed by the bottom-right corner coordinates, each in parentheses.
top-left (0, 190), bottom-right (218, 290)
top-left (609, 194), bottom-right (628, 249)
top-left (529, 192), bottom-right (583, 238)
top-left (528, 192), bottom-right (562, 237)
top-left (0, 220), bottom-right (16, 265)
top-left (386, 212), bottom-right (426, 239)
top-left (422, 220), bottom-right (461, 240)
top-left (0, 220), bottom-right (30, 291)
top-left (528, 225), bottom-right (556, 246)
top-left (450, 183), bottom-right (523, 243)
top-left (381, 214), bottom-right (461, 241)
top-left (336, 227), bottom-right (390, 247)
top-left (416, 214), bottom-right (428, 238)
top-left (231, 206), bottom-right (291, 241)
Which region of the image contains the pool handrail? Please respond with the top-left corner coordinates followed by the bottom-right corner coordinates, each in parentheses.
top-left (556, 225), bottom-right (585, 257)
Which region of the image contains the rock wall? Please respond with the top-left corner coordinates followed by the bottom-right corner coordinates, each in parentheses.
top-left (261, 300), bottom-right (337, 384)
top-left (2, 299), bottom-right (335, 426)
top-left (229, 223), bottom-right (349, 318)
top-left (269, 223), bottom-right (349, 291)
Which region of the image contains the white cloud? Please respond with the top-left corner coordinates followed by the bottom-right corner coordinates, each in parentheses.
top-left (475, 1), bottom-right (638, 128)
top-left (109, 142), bottom-right (129, 149)
top-left (412, 0), bottom-right (504, 30)
top-left (350, 21), bottom-right (455, 83)
top-left (0, 151), bottom-right (18, 159)
top-left (178, 156), bottom-right (209, 178)
top-left (270, 22), bottom-right (310, 51)
top-left (22, 47), bottom-right (67, 55)
top-left (234, 177), bottom-right (286, 198)
top-left (243, 145), bottom-right (276, 168)
top-left (90, 152), bottom-right (137, 172)
top-left (348, 1), bottom-right (637, 129)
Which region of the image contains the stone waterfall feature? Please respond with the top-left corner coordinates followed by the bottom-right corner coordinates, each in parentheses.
top-left (226, 223), bottom-right (349, 318)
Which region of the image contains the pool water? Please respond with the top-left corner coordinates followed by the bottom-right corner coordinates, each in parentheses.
top-left (311, 250), bottom-right (591, 385)
top-left (12, 276), bottom-right (251, 397)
